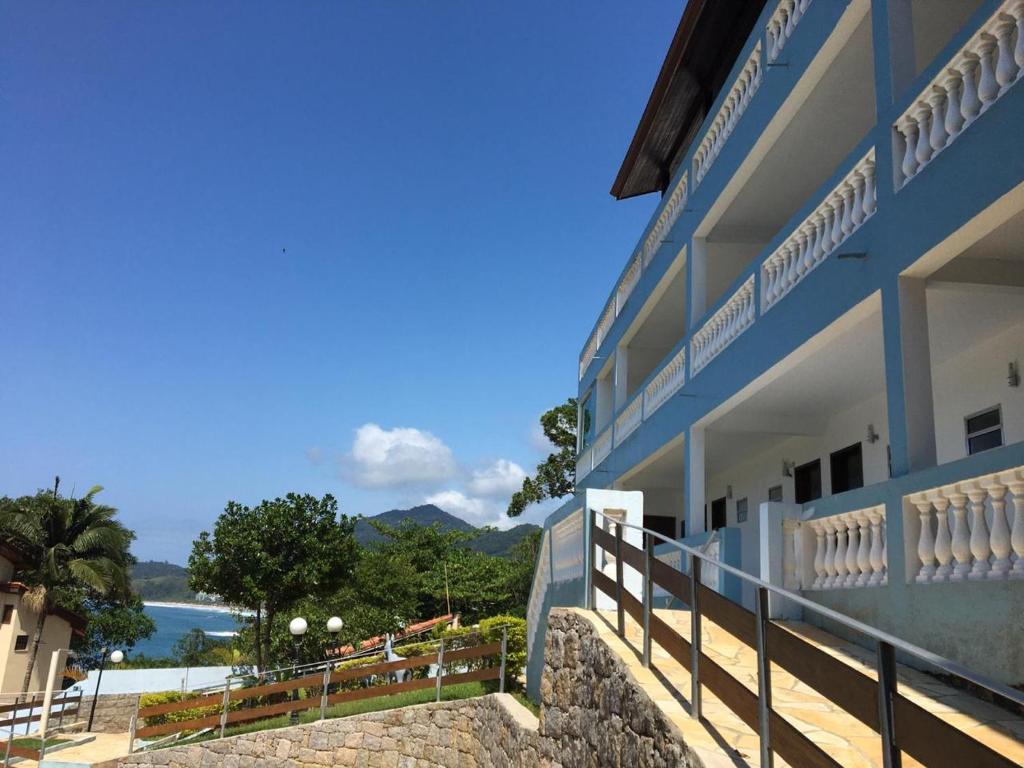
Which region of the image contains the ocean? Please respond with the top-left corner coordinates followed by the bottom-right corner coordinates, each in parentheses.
top-left (131, 603), bottom-right (244, 659)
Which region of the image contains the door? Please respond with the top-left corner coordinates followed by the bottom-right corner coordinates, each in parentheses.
top-left (794, 459), bottom-right (822, 504)
top-left (830, 442), bottom-right (864, 494)
top-left (710, 497), bottom-right (727, 531)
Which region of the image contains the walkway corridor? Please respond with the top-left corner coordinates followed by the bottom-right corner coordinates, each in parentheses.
top-left (593, 608), bottom-right (1024, 768)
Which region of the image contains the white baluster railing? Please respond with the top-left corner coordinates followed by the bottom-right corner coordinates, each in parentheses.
top-left (761, 150), bottom-right (876, 312)
top-left (642, 346), bottom-right (687, 419)
top-left (616, 255), bottom-right (642, 314)
top-left (613, 394), bottom-right (643, 447)
top-left (579, 298), bottom-right (616, 381)
top-left (576, 446), bottom-right (594, 483)
top-left (694, 42), bottom-right (763, 188)
top-left (802, 505), bottom-right (887, 590)
top-left (908, 466), bottom-right (1024, 583)
top-left (642, 172), bottom-right (689, 268)
top-left (690, 276), bottom-right (756, 375)
top-left (579, 333), bottom-right (600, 381)
top-left (593, 426), bottom-right (613, 467)
top-left (894, 0), bottom-right (1024, 189)
top-left (767, 0), bottom-right (814, 64)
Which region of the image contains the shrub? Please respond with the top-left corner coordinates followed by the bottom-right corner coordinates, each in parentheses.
top-left (139, 691), bottom-right (229, 729)
top-left (479, 616), bottom-right (526, 692)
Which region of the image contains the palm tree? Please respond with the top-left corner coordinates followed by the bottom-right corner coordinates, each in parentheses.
top-left (0, 482), bottom-right (133, 695)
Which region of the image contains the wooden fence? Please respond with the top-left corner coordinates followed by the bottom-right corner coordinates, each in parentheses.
top-left (0, 690), bottom-right (82, 762)
top-left (590, 519), bottom-right (1019, 768)
top-left (131, 634), bottom-right (506, 750)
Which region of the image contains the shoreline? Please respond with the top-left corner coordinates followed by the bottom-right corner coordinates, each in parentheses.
top-left (143, 600), bottom-right (253, 616)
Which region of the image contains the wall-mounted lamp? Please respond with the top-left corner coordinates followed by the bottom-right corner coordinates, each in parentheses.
top-left (782, 460), bottom-right (795, 478)
top-left (836, 251), bottom-right (869, 260)
top-left (1009, 361), bottom-right (1020, 388)
top-left (867, 424), bottom-right (880, 444)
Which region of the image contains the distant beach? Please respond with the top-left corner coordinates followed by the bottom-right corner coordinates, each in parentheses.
top-left (143, 600), bottom-right (252, 616)
top-left (133, 603), bottom-right (247, 658)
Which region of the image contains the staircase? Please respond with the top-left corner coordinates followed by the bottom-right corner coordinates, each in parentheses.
top-left (592, 607), bottom-right (1024, 768)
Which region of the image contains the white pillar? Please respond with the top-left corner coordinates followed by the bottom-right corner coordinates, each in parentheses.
top-left (688, 237), bottom-right (707, 329)
top-left (613, 345), bottom-right (629, 412)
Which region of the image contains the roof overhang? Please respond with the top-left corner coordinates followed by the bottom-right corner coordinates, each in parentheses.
top-left (611, 0), bottom-right (768, 200)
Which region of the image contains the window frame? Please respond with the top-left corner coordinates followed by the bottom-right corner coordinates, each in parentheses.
top-left (964, 405), bottom-right (1003, 456)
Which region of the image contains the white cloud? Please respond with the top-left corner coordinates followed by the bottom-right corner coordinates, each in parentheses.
top-left (305, 446), bottom-right (324, 465)
top-left (343, 424), bottom-right (457, 488)
top-left (466, 459), bottom-right (526, 497)
top-left (424, 490), bottom-right (496, 525)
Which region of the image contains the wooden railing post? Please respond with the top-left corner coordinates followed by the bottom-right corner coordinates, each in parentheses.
top-left (499, 626), bottom-right (508, 694)
top-left (642, 535), bottom-right (653, 668)
top-left (755, 586), bottom-right (774, 768)
top-left (689, 555), bottom-right (702, 719)
top-left (877, 640), bottom-right (901, 768)
top-left (435, 639), bottom-right (445, 703)
top-left (615, 522), bottom-right (625, 637)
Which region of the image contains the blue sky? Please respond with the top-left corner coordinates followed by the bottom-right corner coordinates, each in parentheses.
top-left (1, 2), bottom-right (679, 563)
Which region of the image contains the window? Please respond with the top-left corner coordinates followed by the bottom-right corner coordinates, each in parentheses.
top-left (966, 406), bottom-right (1002, 455)
top-left (1, 605), bottom-right (12, 625)
top-left (14, 635), bottom-right (29, 652)
top-left (795, 460), bottom-right (822, 504)
top-left (830, 443), bottom-right (864, 494)
top-left (768, 485), bottom-right (783, 503)
top-left (736, 497), bottom-right (749, 524)
top-left (578, 394), bottom-right (594, 452)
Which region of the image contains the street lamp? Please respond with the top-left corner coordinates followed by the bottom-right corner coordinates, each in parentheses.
top-left (288, 617), bottom-right (307, 725)
top-left (87, 648), bottom-right (123, 732)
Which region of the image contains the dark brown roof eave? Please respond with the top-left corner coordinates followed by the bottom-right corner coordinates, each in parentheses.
top-left (610, 0), bottom-right (707, 201)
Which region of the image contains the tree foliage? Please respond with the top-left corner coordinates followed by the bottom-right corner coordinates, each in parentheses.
top-left (0, 482), bottom-right (135, 693)
top-left (507, 398), bottom-right (577, 517)
top-left (73, 594), bottom-right (155, 670)
top-left (187, 493), bottom-right (358, 671)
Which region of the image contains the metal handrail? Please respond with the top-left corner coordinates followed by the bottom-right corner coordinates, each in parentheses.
top-left (589, 509), bottom-right (1024, 708)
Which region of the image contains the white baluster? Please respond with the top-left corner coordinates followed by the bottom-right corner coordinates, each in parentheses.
top-left (931, 495), bottom-right (954, 582)
top-left (819, 202), bottom-right (836, 254)
top-left (855, 511), bottom-right (872, 587)
top-left (976, 35), bottom-right (999, 107)
top-left (844, 516), bottom-right (860, 587)
top-left (823, 520), bottom-right (838, 588)
top-left (783, 519), bottom-right (800, 590)
top-left (830, 191), bottom-right (845, 246)
top-left (959, 54), bottom-right (982, 123)
top-left (880, 521), bottom-right (888, 585)
top-left (840, 183), bottom-right (855, 236)
top-left (985, 480), bottom-right (1011, 578)
top-left (868, 508), bottom-right (885, 585)
top-left (927, 88), bottom-right (947, 152)
top-left (1013, 1), bottom-right (1024, 71)
top-left (1008, 476), bottom-right (1024, 579)
top-left (897, 115), bottom-right (919, 182)
top-left (942, 70), bottom-right (965, 139)
top-left (913, 101), bottom-right (933, 168)
top-left (994, 17), bottom-right (1020, 89)
top-left (784, 0), bottom-right (797, 39)
top-left (813, 521), bottom-right (827, 588)
top-left (850, 173), bottom-right (865, 228)
top-left (948, 490), bottom-right (972, 581)
top-left (966, 484), bottom-right (992, 579)
top-left (834, 519), bottom-right (849, 587)
top-left (861, 161), bottom-right (876, 218)
top-left (914, 497), bottom-right (936, 583)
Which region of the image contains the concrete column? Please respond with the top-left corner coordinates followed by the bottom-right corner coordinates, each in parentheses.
top-left (685, 426), bottom-right (706, 537)
top-left (883, 277), bottom-right (937, 477)
top-left (688, 237), bottom-right (708, 328)
top-left (596, 372), bottom-right (613, 431)
top-left (613, 345), bottom-right (629, 411)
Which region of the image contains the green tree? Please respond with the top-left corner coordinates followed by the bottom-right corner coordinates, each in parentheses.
top-left (188, 493), bottom-right (358, 670)
top-left (73, 594), bottom-right (155, 670)
top-left (507, 399), bottom-right (577, 517)
top-left (0, 482), bottom-right (134, 694)
top-left (173, 628), bottom-right (222, 667)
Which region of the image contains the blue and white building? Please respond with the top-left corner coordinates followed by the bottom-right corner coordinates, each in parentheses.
top-left (528, 0), bottom-right (1024, 697)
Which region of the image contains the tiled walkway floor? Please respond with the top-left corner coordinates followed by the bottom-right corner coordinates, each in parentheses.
top-left (590, 608), bottom-right (1024, 768)
top-left (17, 732), bottom-right (131, 766)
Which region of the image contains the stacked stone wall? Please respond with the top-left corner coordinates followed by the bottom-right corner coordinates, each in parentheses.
top-left (117, 609), bottom-right (700, 768)
top-left (79, 693), bottom-right (140, 733)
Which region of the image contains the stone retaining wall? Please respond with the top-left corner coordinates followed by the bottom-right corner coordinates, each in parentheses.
top-left (117, 609), bottom-right (700, 768)
top-left (80, 693), bottom-right (140, 733)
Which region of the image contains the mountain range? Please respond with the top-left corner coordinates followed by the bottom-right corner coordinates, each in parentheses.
top-left (132, 505), bottom-right (540, 602)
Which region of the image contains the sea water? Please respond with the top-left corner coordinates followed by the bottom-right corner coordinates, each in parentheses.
top-left (130, 603), bottom-right (243, 659)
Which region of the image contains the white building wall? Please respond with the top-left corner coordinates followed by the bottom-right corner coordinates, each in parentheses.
top-left (931, 316), bottom-right (1024, 465)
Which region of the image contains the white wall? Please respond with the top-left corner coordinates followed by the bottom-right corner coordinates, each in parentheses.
top-left (931, 318), bottom-right (1024, 464)
top-left (705, 242), bottom-right (763, 312)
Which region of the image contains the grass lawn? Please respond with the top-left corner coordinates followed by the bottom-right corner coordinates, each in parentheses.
top-left (164, 682), bottom-right (492, 748)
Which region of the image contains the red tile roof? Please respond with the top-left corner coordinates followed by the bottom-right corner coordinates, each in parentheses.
top-left (326, 614), bottom-right (454, 658)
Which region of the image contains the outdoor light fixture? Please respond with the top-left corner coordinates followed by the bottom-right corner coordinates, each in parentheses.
top-left (289, 617), bottom-right (308, 725)
top-left (87, 647), bottom-right (124, 731)
top-left (1009, 362), bottom-right (1020, 388)
top-left (327, 616), bottom-right (343, 635)
top-left (782, 460), bottom-right (795, 478)
top-left (836, 251), bottom-right (869, 260)
top-left (867, 424), bottom-right (880, 443)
